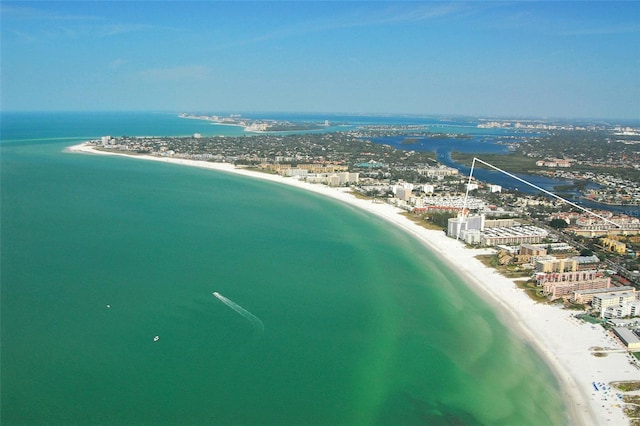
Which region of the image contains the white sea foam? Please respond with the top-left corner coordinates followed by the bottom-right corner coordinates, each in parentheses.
top-left (213, 292), bottom-right (264, 335)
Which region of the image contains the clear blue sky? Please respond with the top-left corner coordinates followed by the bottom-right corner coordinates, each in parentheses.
top-left (2, 1), bottom-right (639, 119)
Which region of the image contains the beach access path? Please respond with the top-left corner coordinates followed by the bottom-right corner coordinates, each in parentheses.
top-left (68, 142), bottom-right (640, 426)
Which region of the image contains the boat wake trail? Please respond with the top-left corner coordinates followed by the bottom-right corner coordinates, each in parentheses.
top-left (213, 292), bottom-right (264, 335)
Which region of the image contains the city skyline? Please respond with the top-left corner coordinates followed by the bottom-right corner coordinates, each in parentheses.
top-left (1, 1), bottom-right (639, 120)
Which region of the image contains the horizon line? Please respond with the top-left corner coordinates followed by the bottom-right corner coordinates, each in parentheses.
top-left (1, 109), bottom-right (638, 123)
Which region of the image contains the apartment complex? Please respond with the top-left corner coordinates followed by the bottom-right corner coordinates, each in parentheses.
top-left (572, 286), bottom-right (635, 304)
top-left (535, 270), bottom-right (611, 300)
top-left (447, 214), bottom-right (547, 246)
top-left (534, 255), bottom-right (601, 273)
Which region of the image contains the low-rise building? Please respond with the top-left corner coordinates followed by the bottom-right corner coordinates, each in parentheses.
top-left (536, 270), bottom-right (611, 300)
top-left (418, 166), bottom-right (458, 178)
top-left (481, 226), bottom-right (548, 246)
top-left (593, 290), bottom-right (638, 316)
top-left (569, 255), bottom-right (601, 271)
top-left (612, 327), bottom-right (640, 350)
top-left (601, 237), bottom-right (627, 254)
top-left (520, 244), bottom-right (547, 256)
top-left (572, 286), bottom-right (635, 304)
top-left (602, 301), bottom-right (640, 319)
top-left (535, 256), bottom-right (577, 273)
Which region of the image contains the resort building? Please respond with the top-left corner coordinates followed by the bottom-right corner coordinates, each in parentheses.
top-left (395, 187), bottom-right (412, 201)
top-left (535, 257), bottom-right (578, 273)
top-left (285, 168), bottom-right (309, 178)
top-left (602, 301), bottom-right (640, 319)
top-left (536, 270), bottom-right (611, 300)
top-left (297, 164), bottom-right (349, 174)
top-left (569, 215), bottom-right (640, 237)
top-left (570, 255), bottom-right (602, 271)
top-left (480, 225), bottom-right (548, 246)
top-left (447, 215), bottom-right (547, 246)
top-left (572, 286), bottom-right (636, 305)
top-left (484, 218), bottom-right (520, 229)
top-left (612, 327), bottom-right (640, 350)
top-left (447, 214), bottom-right (485, 238)
top-left (426, 195), bottom-right (485, 211)
top-left (336, 172), bottom-right (359, 185)
top-left (593, 290), bottom-right (638, 316)
top-left (417, 166), bottom-right (458, 178)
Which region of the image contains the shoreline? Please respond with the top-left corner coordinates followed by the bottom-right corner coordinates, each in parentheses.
top-left (67, 142), bottom-right (639, 425)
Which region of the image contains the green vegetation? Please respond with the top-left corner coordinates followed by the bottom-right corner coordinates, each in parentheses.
top-left (401, 212), bottom-right (442, 231)
top-left (613, 381), bottom-right (640, 392)
top-left (519, 130), bottom-right (640, 182)
top-left (513, 279), bottom-right (549, 302)
top-left (580, 248), bottom-right (593, 256)
top-left (474, 255), bottom-right (545, 301)
top-left (549, 218), bottom-right (568, 229)
top-left (564, 301), bottom-right (586, 311)
top-left (451, 152), bottom-right (539, 172)
top-left (425, 211), bottom-right (458, 229)
top-left (576, 313), bottom-right (603, 324)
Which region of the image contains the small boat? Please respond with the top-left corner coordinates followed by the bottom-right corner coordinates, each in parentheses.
top-left (153, 335), bottom-right (159, 342)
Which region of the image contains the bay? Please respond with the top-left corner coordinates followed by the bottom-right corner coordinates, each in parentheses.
top-left (1, 112), bottom-right (566, 425)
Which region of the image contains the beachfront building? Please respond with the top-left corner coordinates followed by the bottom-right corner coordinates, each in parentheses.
top-left (535, 257), bottom-right (578, 273)
top-left (572, 286), bottom-right (636, 305)
top-left (593, 290), bottom-right (638, 317)
top-left (612, 327), bottom-right (640, 350)
top-left (395, 187), bottom-right (412, 201)
top-left (535, 270), bottom-right (611, 301)
top-left (447, 215), bottom-right (547, 246)
top-left (300, 171), bottom-right (359, 187)
top-left (285, 168), bottom-right (309, 178)
top-left (602, 301), bottom-right (640, 319)
top-left (337, 172), bottom-right (360, 185)
top-left (481, 225), bottom-right (548, 246)
top-left (447, 214), bottom-right (485, 239)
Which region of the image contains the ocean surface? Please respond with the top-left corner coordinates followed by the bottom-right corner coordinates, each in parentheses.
top-left (1, 112), bottom-right (567, 425)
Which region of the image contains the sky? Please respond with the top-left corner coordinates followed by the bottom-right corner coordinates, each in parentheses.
top-left (1, 1), bottom-right (639, 119)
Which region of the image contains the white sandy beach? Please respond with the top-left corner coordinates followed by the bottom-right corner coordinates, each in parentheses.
top-left (68, 142), bottom-right (640, 425)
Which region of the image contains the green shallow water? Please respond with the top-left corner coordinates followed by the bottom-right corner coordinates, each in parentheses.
top-left (1, 116), bottom-right (567, 425)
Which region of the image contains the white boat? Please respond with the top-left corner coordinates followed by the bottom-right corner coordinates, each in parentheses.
top-left (153, 335), bottom-right (159, 342)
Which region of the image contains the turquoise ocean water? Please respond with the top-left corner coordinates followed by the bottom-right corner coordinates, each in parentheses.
top-left (1, 112), bottom-right (567, 425)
